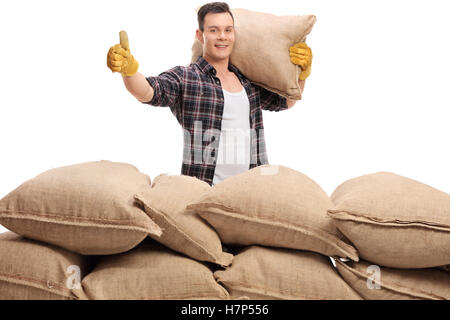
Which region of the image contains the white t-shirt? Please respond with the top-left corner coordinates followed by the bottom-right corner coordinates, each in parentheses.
top-left (212, 87), bottom-right (251, 186)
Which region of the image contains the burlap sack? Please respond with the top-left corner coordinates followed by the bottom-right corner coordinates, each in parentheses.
top-left (214, 245), bottom-right (361, 300)
top-left (328, 172), bottom-right (450, 268)
top-left (187, 165), bottom-right (358, 261)
top-left (81, 239), bottom-right (230, 300)
top-left (439, 265), bottom-right (450, 273)
top-left (335, 259), bottom-right (450, 300)
top-left (439, 265), bottom-right (450, 274)
top-left (0, 160), bottom-right (162, 255)
top-left (134, 174), bottom-right (233, 266)
top-left (0, 232), bottom-right (90, 300)
top-left (191, 8), bottom-right (316, 100)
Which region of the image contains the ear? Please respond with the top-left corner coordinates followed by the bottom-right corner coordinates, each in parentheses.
top-left (195, 29), bottom-right (204, 45)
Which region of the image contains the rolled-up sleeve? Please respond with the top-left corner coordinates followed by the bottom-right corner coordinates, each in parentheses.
top-left (257, 85), bottom-right (288, 112)
top-left (142, 66), bottom-right (184, 119)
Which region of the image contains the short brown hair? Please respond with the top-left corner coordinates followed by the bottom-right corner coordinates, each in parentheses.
top-left (197, 2), bottom-right (234, 32)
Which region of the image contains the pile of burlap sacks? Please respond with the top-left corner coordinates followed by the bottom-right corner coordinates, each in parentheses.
top-left (0, 160), bottom-right (448, 300)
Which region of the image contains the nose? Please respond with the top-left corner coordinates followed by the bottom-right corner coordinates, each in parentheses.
top-left (218, 30), bottom-right (227, 40)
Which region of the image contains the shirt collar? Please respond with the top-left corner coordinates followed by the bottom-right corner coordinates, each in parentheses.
top-left (194, 56), bottom-right (242, 78)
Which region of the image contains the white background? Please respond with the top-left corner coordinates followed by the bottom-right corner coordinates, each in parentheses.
top-left (1, 0), bottom-right (449, 234)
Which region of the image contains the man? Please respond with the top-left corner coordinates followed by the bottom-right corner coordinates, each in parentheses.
top-left (107, 2), bottom-right (312, 186)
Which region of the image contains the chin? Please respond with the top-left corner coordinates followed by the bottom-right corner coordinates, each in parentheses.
top-left (209, 53), bottom-right (231, 61)
top-left (204, 48), bottom-right (232, 61)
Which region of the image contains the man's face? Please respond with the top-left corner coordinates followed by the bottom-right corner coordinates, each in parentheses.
top-left (196, 12), bottom-right (235, 63)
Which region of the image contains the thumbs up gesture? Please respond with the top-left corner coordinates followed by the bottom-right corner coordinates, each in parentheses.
top-left (107, 31), bottom-right (139, 77)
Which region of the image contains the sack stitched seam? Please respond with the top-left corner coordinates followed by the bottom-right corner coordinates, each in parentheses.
top-left (90, 292), bottom-right (230, 300)
top-left (0, 272), bottom-right (76, 299)
top-left (192, 203), bottom-right (358, 261)
top-left (335, 260), bottom-right (446, 300)
top-left (327, 209), bottom-right (450, 231)
top-left (217, 279), bottom-right (335, 300)
top-left (0, 210), bottom-right (151, 228)
top-left (136, 196), bottom-right (232, 266)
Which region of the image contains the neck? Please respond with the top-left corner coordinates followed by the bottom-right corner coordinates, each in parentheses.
top-left (202, 54), bottom-right (230, 76)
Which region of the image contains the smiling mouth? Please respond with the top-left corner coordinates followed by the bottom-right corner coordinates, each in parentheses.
top-left (215, 45), bottom-right (228, 49)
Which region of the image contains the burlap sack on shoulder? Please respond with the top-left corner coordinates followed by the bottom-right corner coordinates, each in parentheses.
top-left (0, 232), bottom-right (91, 300)
top-left (191, 8), bottom-right (316, 100)
top-left (0, 160), bottom-right (162, 255)
top-left (187, 165), bottom-right (358, 261)
top-left (134, 174), bottom-right (233, 266)
top-left (328, 172), bottom-right (450, 268)
top-left (214, 245), bottom-right (361, 300)
top-left (335, 258), bottom-right (450, 300)
top-left (81, 239), bottom-right (230, 300)
top-left (439, 265), bottom-right (450, 274)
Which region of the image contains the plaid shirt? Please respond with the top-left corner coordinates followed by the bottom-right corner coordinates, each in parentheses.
top-left (143, 56), bottom-right (288, 186)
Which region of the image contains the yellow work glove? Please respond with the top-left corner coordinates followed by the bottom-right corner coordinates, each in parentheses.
top-left (289, 42), bottom-right (312, 80)
top-left (107, 30), bottom-right (139, 77)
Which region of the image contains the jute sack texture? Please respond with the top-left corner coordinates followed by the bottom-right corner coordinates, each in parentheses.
top-left (134, 174), bottom-right (233, 266)
top-left (187, 165), bottom-right (358, 261)
top-left (81, 239), bottom-right (230, 300)
top-left (0, 232), bottom-right (90, 300)
top-left (214, 245), bottom-right (362, 300)
top-left (328, 172), bottom-right (450, 268)
top-left (191, 8), bottom-right (316, 100)
top-left (335, 258), bottom-right (450, 300)
top-left (0, 160), bottom-right (162, 255)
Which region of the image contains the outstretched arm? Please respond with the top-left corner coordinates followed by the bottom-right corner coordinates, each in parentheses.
top-left (122, 72), bottom-right (154, 103)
